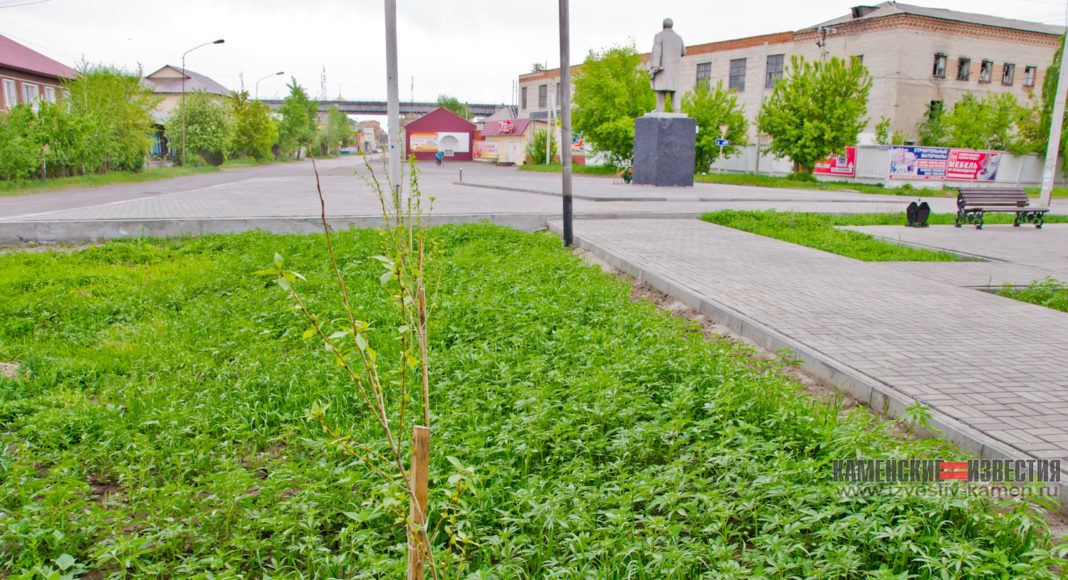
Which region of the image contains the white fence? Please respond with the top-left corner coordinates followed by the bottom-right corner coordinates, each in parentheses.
top-left (716, 145), bottom-right (1056, 189)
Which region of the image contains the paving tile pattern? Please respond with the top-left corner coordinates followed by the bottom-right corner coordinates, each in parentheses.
top-left (571, 218), bottom-right (1068, 462)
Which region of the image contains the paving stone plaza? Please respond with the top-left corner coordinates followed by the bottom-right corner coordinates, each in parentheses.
top-left (3, 157), bottom-right (1067, 489)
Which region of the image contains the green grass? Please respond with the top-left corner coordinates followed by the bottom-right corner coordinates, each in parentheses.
top-left (999, 278), bottom-right (1068, 313)
top-left (695, 173), bottom-right (1068, 198)
top-left (1024, 186), bottom-right (1068, 198)
top-left (701, 210), bottom-right (962, 261)
top-left (0, 225), bottom-right (1063, 577)
top-left (0, 166), bottom-right (220, 197)
top-left (517, 162), bottom-right (619, 175)
top-left (701, 210), bottom-right (1068, 262)
top-left (695, 173), bottom-right (937, 196)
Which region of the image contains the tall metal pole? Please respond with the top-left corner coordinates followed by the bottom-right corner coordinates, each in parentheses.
top-left (1040, 41), bottom-right (1068, 206)
top-left (559, 0), bottom-right (573, 246)
top-left (385, 0), bottom-right (402, 201)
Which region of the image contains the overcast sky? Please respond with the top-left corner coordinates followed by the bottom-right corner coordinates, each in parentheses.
top-left (2, 0), bottom-right (1065, 109)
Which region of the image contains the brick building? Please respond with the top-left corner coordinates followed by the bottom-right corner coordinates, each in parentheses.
top-left (0, 34), bottom-right (75, 112)
top-left (403, 107), bottom-right (476, 161)
top-left (517, 3), bottom-right (1064, 143)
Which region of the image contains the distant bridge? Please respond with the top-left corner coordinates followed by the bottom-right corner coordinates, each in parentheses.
top-left (261, 99), bottom-right (504, 117)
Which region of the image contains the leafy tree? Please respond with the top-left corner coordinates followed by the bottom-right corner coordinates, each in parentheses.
top-left (277, 78), bottom-right (318, 157)
top-left (323, 105), bottom-right (352, 153)
top-left (940, 92), bottom-right (1026, 152)
top-left (0, 105), bottom-right (44, 180)
top-left (175, 90), bottom-right (231, 166)
top-left (436, 94), bottom-right (470, 120)
top-left (681, 81), bottom-right (748, 172)
top-left (65, 64), bottom-right (158, 173)
top-left (757, 55), bottom-right (871, 173)
top-left (35, 101), bottom-right (90, 177)
top-left (917, 102), bottom-right (947, 146)
top-left (525, 128), bottom-right (558, 164)
top-left (1036, 37), bottom-right (1068, 168)
top-left (874, 116), bottom-right (910, 145)
top-left (229, 91), bottom-right (278, 161)
top-left (572, 43), bottom-right (655, 165)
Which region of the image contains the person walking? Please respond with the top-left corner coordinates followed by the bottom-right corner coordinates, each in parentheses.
top-left (435, 150), bottom-right (443, 166)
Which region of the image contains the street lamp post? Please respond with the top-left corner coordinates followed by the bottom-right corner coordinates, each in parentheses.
top-left (255, 71), bottom-right (284, 100)
top-left (181, 38), bottom-right (225, 167)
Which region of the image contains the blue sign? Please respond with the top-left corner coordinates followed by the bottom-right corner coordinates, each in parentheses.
top-left (715, 139), bottom-right (730, 146)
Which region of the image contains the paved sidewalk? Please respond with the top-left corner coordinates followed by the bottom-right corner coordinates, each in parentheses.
top-left (560, 218), bottom-right (1068, 479)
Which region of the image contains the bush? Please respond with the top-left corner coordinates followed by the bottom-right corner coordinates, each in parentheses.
top-left (525, 129), bottom-right (557, 164)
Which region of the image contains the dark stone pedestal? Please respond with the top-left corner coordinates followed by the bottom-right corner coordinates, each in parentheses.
top-left (633, 114), bottom-right (696, 187)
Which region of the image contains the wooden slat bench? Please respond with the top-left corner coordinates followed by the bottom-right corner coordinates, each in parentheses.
top-left (955, 188), bottom-right (1049, 230)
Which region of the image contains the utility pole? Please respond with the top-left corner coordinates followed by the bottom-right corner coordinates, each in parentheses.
top-left (385, 0), bottom-right (401, 201)
top-left (1040, 49), bottom-right (1068, 206)
top-left (545, 82), bottom-right (553, 165)
top-left (559, 0), bottom-right (573, 246)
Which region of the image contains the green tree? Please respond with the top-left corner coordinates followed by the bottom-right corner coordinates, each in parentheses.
top-left (757, 55), bottom-right (871, 173)
top-left (875, 116), bottom-right (911, 146)
top-left (175, 90), bottom-right (231, 166)
top-left (436, 94), bottom-right (470, 120)
top-left (0, 105), bottom-right (44, 180)
top-left (525, 128), bottom-right (558, 164)
top-left (572, 43), bottom-right (655, 165)
top-left (322, 105), bottom-right (351, 153)
top-left (277, 78), bottom-right (318, 157)
top-left (941, 92), bottom-right (1026, 152)
top-left (65, 64), bottom-right (158, 173)
top-left (917, 102), bottom-right (947, 146)
top-left (681, 81), bottom-right (748, 172)
top-left (1035, 37), bottom-right (1068, 167)
top-left (229, 91), bottom-right (278, 161)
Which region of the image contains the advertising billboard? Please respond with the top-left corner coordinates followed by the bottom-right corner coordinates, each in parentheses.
top-left (813, 147), bottom-right (856, 177)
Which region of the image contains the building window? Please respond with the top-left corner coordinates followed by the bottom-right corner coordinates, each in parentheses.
top-left (22, 83), bottom-right (39, 104)
top-left (979, 60), bottom-right (993, 83)
top-left (729, 58), bottom-right (746, 91)
top-left (695, 62), bottom-right (712, 90)
top-left (928, 100), bottom-right (944, 121)
top-left (44, 86), bottom-right (56, 103)
top-left (932, 53), bottom-right (946, 78)
top-left (555, 82), bottom-right (561, 105)
top-left (2, 78), bottom-right (16, 109)
top-left (521, 86), bottom-right (527, 109)
top-left (538, 84), bottom-right (547, 108)
top-left (957, 57), bottom-right (970, 81)
top-left (1002, 63), bottom-right (1015, 85)
top-left (1024, 66), bottom-right (1037, 88)
top-left (765, 54), bottom-right (784, 88)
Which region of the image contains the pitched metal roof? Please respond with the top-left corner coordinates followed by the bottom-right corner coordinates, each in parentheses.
top-left (142, 65), bottom-right (230, 96)
top-left (0, 34), bottom-right (76, 79)
top-left (808, 2), bottom-right (1065, 35)
top-left (481, 118), bottom-right (534, 137)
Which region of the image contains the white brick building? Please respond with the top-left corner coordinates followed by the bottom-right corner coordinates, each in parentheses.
top-left (517, 3), bottom-right (1064, 143)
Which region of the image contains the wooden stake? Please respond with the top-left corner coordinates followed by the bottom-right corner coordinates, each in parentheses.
top-left (406, 425), bottom-right (430, 579)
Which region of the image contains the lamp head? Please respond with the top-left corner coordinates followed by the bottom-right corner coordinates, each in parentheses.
top-left (213, 39), bottom-right (225, 44)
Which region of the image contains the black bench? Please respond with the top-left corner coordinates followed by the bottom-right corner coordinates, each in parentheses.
top-left (955, 188), bottom-right (1048, 229)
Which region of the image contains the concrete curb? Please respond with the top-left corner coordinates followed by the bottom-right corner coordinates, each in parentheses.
top-left (551, 219), bottom-right (1068, 508)
top-left (0, 211), bottom-right (705, 245)
top-left (454, 180), bottom-right (669, 202)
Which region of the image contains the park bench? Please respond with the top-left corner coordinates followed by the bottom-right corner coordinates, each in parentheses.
top-left (955, 188), bottom-right (1048, 230)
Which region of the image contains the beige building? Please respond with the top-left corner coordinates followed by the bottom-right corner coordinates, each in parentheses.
top-left (517, 2), bottom-right (1064, 143)
top-left (142, 65), bottom-right (231, 118)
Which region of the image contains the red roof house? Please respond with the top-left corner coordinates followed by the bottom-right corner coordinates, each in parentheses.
top-left (403, 107), bottom-right (476, 162)
top-left (0, 34), bottom-right (76, 111)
